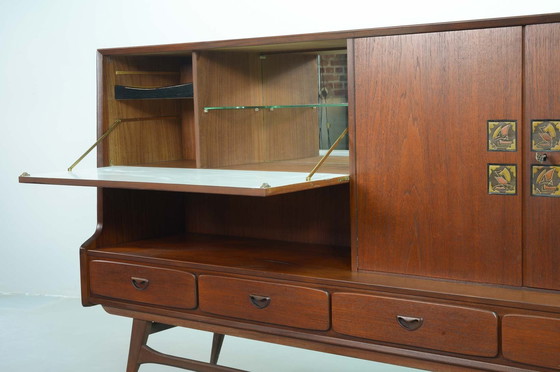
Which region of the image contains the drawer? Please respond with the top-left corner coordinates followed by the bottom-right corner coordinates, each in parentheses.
top-left (198, 275), bottom-right (330, 331)
top-left (89, 260), bottom-right (197, 310)
top-left (502, 314), bottom-right (560, 369)
top-left (332, 293), bottom-right (498, 357)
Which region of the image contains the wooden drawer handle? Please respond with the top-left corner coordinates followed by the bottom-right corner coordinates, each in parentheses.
top-left (249, 294), bottom-right (271, 309)
top-left (131, 277), bottom-right (150, 291)
top-left (396, 315), bottom-right (424, 331)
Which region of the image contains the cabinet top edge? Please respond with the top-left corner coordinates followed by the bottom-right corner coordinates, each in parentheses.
top-left (98, 12), bottom-right (560, 56)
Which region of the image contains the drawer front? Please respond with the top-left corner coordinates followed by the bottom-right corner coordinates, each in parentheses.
top-left (198, 275), bottom-right (330, 331)
top-left (332, 293), bottom-right (498, 357)
top-left (89, 260), bottom-right (197, 310)
top-left (502, 314), bottom-right (560, 369)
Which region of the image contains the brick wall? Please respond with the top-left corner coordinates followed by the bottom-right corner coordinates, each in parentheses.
top-left (318, 53), bottom-right (348, 150)
top-left (319, 54), bottom-right (347, 100)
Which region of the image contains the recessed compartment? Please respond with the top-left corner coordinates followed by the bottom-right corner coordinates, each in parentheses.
top-left (101, 55), bottom-right (195, 168)
top-left (332, 293), bottom-right (498, 357)
top-left (198, 275), bottom-right (330, 331)
top-left (89, 260), bottom-right (197, 310)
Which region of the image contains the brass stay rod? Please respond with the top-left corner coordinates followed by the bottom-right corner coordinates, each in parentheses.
top-left (67, 115), bottom-right (178, 171)
top-left (115, 71), bottom-right (179, 75)
top-left (306, 128), bottom-right (348, 181)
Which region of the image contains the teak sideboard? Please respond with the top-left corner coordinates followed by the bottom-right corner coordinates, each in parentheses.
top-left (20, 13), bottom-right (560, 372)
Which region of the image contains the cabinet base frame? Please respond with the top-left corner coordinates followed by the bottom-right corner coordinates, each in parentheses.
top-left (106, 306), bottom-right (529, 372)
top-left (126, 318), bottom-right (240, 372)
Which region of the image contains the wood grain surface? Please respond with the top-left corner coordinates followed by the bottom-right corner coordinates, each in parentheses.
top-left (100, 56), bottom-right (191, 166)
top-left (199, 275), bottom-right (330, 331)
top-left (261, 53), bottom-right (319, 162)
top-left (89, 260), bottom-right (197, 309)
top-left (194, 51), bottom-right (264, 168)
top-left (354, 27), bottom-right (523, 285)
top-left (184, 184), bottom-right (350, 246)
top-left (332, 293), bottom-right (498, 357)
top-left (195, 51), bottom-right (321, 168)
top-left (502, 314), bottom-right (560, 369)
top-left (523, 23), bottom-right (560, 291)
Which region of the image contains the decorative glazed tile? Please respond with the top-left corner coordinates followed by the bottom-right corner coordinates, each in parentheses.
top-left (488, 120), bottom-right (517, 151)
top-left (532, 165), bottom-right (560, 197)
top-left (488, 164), bottom-right (517, 195)
top-left (531, 120), bottom-right (560, 151)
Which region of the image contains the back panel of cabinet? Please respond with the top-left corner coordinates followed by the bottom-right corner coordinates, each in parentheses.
top-left (194, 51), bottom-right (318, 168)
top-left (354, 27), bottom-right (523, 285)
top-left (101, 55), bottom-right (194, 167)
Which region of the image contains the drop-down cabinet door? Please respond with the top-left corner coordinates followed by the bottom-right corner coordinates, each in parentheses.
top-left (524, 23), bottom-right (560, 291)
top-left (354, 27), bottom-right (523, 285)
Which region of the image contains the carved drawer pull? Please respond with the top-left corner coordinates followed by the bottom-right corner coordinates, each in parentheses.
top-left (249, 294), bottom-right (271, 309)
top-left (131, 277), bottom-right (150, 291)
top-left (396, 315), bottom-right (424, 331)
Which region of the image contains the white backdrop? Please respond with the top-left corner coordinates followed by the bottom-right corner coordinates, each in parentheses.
top-left (1, 0), bottom-right (559, 296)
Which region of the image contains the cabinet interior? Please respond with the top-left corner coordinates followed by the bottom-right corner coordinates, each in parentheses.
top-left (93, 186), bottom-right (351, 277)
top-left (101, 47), bottom-right (349, 175)
top-left (102, 54), bottom-right (195, 167)
top-left (92, 44), bottom-right (353, 278)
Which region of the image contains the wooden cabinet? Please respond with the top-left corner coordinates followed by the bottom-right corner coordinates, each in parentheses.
top-left (20, 13), bottom-right (560, 372)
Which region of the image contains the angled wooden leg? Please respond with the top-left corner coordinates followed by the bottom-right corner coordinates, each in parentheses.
top-left (210, 333), bottom-right (225, 365)
top-left (126, 319), bottom-right (152, 372)
top-left (124, 319), bottom-right (242, 372)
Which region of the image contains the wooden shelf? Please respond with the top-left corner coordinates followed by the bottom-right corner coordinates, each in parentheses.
top-left (92, 233), bottom-right (350, 279)
top-left (19, 166), bottom-right (349, 196)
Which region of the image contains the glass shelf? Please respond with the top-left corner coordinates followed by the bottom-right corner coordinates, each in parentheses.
top-left (203, 103), bottom-right (348, 113)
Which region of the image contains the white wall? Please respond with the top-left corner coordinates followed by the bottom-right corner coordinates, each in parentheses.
top-left (1, 0), bottom-right (559, 296)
